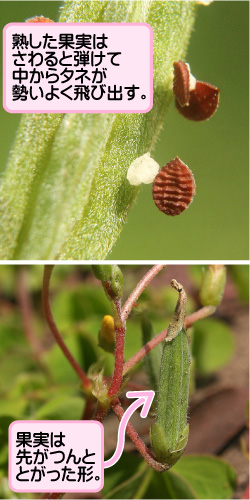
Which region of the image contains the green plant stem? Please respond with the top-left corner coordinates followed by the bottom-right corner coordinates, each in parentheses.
top-left (112, 398), bottom-right (169, 472)
top-left (121, 264), bottom-right (166, 322)
top-left (42, 265), bottom-right (92, 391)
top-left (123, 305), bottom-right (217, 376)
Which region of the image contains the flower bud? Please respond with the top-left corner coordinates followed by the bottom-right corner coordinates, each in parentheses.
top-left (92, 265), bottom-right (124, 300)
top-left (200, 265), bottom-right (226, 306)
top-left (98, 315), bottom-right (115, 354)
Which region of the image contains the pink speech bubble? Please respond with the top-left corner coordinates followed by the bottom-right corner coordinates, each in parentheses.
top-left (9, 420), bottom-right (104, 493)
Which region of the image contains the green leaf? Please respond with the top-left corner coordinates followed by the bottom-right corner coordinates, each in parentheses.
top-left (173, 455), bottom-right (237, 499)
top-left (34, 394), bottom-right (85, 420)
top-left (192, 318), bottom-right (235, 375)
top-left (229, 265), bottom-right (249, 302)
top-left (103, 453), bottom-right (148, 499)
top-left (0, 1), bottom-right (197, 259)
top-left (145, 469), bottom-right (198, 499)
top-left (42, 332), bottom-right (92, 384)
top-left (0, 399), bottom-right (27, 418)
top-left (51, 285), bottom-right (111, 330)
top-left (103, 453), bottom-right (197, 500)
top-left (0, 352), bottom-right (36, 391)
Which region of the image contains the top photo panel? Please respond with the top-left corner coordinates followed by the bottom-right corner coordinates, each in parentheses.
top-left (1, 0), bottom-right (249, 261)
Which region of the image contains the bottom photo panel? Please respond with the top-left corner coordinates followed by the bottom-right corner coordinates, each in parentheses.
top-left (0, 264), bottom-right (249, 500)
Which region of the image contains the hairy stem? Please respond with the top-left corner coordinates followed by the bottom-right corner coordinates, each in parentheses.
top-left (42, 265), bottom-right (92, 391)
top-left (112, 399), bottom-right (169, 472)
top-left (121, 265), bottom-right (166, 322)
top-left (185, 304), bottom-right (216, 328)
top-left (108, 299), bottom-right (125, 398)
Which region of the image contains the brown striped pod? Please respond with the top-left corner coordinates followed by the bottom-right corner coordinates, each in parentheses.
top-left (152, 158), bottom-right (196, 216)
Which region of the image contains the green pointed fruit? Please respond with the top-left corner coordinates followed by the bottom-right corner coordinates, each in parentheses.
top-left (200, 265), bottom-right (226, 306)
top-left (150, 328), bottom-right (190, 467)
top-left (141, 314), bottom-right (163, 392)
top-left (92, 265), bottom-right (123, 300)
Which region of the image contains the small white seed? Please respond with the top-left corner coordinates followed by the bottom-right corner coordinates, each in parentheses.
top-left (127, 152), bottom-right (160, 186)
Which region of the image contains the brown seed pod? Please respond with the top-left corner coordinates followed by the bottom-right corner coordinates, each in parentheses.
top-left (26, 16), bottom-right (54, 23)
top-left (152, 157), bottom-right (196, 216)
top-left (173, 60), bottom-right (220, 121)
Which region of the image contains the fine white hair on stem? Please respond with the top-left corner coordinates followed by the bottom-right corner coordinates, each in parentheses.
top-left (127, 152), bottom-right (160, 186)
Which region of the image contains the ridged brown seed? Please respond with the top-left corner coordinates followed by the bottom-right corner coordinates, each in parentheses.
top-left (152, 158), bottom-right (196, 216)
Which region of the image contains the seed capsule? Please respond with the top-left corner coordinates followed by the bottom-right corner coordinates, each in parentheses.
top-left (152, 157), bottom-right (196, 216)
top-left (26, 16), bottom-right (54, 23)
top-left (173, 60), bottom-right (220, 121)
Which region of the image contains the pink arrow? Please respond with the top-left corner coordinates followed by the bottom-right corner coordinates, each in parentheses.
top-left (104, 390), bottom-right (155, 469)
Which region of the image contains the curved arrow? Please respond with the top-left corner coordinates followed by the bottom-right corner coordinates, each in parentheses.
top-left (104, 390), bottom-right (155, 469)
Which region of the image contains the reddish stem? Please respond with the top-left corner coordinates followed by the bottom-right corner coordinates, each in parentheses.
top-left (42, 266), bottom-right (91, 391)
top-left (121, 264), bottom-right (166, 323)
top-left (112, 399), bottom-right (169, 472)
top-left (185, 305), bottom-right (216, 328)
top-left (123, 327), bottom-right (168, 376)
top-left (107, 299), bottom-right (125, 398)
top-left (82, 395), bottom-right (95, 420)
top-left (94, 401), bottom-right (109, 422)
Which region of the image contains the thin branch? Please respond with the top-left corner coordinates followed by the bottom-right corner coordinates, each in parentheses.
top-left (42, 265), bottom-right (91, 391)
top-left (121, 265), bottom-right (166, 323)
top-left (123, 327), bottom-right (168, 376)
top-left (82, 395), bottom-right (95, 420)
top-left (185, 304), bottom-right (216, 328)
top-left (111, 399), bottom-right (169, 472)
top-left (107, 299), bottom-right (125, 398)
top-left (123, 304), bottom-right (217, 376)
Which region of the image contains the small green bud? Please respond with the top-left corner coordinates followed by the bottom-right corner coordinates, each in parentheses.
top-left (92, 265), bottom-right (123, 300)
top-left (98, 315), bottom-right (115, 354)
top-left (200, 265), bottom-right (226, 306)
top-left (92, 265), bottom-right (113, 282)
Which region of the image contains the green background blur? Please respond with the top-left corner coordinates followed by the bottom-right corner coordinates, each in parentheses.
top-left (0, 1), bottom-right (249, 260)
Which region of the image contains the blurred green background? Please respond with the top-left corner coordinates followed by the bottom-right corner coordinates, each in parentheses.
top-left (0, 1), bottom-right (249, 260)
